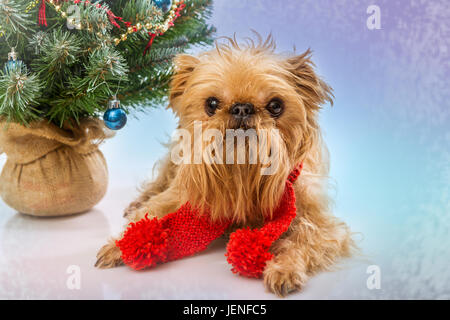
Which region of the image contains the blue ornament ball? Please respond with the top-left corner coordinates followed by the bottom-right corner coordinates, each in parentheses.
top-left (103, 108), bottom-right (127, 130)
top-left (153, 0), bottom-right (172, 13)
top-left (4, 59), bottom-right (18, 74)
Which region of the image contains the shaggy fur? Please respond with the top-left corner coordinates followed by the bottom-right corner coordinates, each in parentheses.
top-left (96, 35), bottom-right (354, 296)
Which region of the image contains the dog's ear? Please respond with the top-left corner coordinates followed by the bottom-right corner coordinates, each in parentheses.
top-left (285, 49), bottom-right (333, 110)
top-left (169, 54), bottom-right (200, 106)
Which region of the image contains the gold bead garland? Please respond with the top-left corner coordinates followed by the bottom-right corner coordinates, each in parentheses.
top-left (47, 0), bottom-right (184, 46)
top-left (0, 0), bottom-right (185, 48)
top-left (26, 0), bottom-right (41, 13)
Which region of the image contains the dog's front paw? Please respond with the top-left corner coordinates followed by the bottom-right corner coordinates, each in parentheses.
top-left (95, 240), bottom-right (124, 269)
top-left (123, 200), bottom-right (143, 218)
top-left (123, 204), bottom-right (150, 222)
top-left (263, 258), bottom-right (308, 297)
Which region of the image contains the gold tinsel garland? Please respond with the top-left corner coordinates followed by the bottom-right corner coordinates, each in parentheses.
top-left (0, 0), bottom-right (184, 47)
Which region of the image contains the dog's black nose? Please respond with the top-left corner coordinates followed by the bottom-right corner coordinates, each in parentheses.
top-left (230, 103), bottom-right (255, 119)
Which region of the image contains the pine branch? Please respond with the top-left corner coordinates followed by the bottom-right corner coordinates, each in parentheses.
top-left (32, 29), bottom-right (82, 87)
top-left (0, 0), bottom-right (216, 126)
top-left (0, 61), bottom-right (42, 124)
top-left (0, 0), bottom-right (32, 35)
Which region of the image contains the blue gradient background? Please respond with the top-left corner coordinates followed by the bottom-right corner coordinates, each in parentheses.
top-left (100, 0), bottom-right (449, 298)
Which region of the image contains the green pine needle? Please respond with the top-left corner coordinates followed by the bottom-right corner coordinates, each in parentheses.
top-left (0, 61), bottom-right (42, 124)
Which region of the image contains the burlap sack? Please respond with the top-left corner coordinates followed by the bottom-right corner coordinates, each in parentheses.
top-left (0, 118), bottom-right (113, 216)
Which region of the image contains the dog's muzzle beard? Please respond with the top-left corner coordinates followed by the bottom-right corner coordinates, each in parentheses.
top-left (176, 127), bottom-right (291, 224)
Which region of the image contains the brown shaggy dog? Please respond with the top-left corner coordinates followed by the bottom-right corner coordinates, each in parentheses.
top-left (96, 35), bottom-right (354, 297)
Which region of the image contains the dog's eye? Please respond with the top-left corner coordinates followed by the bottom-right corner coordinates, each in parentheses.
top-left (205, 97), bottom-right (220, 116)
top-left (266, 99), bottom-right (284, 118)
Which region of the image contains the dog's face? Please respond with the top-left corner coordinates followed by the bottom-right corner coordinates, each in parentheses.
top-left (169, 37), bottom-right (333, 224)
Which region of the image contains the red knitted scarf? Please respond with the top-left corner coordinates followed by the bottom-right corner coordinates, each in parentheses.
top-left (116, 163), bottom-right (303, 278)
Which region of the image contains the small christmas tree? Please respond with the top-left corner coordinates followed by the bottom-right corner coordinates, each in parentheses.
top-left (0, 0), bottom-right (215, 217)
top-left (0, 0), bottom-right (214, 127)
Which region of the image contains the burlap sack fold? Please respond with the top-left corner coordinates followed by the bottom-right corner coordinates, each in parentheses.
top-left (0, 118), bottom-right (113, 216)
